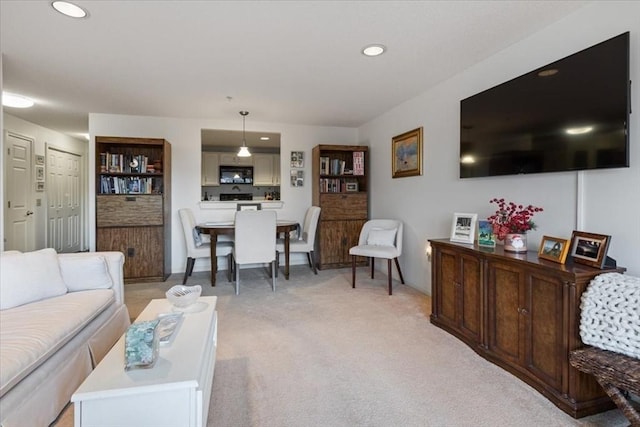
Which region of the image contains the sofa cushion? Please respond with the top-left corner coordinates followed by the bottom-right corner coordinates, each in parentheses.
top-left (0, 249), bottom-right (68, 310)
top-left (0, 289), bottom-right (115, 398)
top-left (59, 254), bottom-right (114, 291)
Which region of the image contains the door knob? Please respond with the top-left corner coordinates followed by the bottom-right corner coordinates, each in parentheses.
top-left (26, 211), bottom-right (34, 216)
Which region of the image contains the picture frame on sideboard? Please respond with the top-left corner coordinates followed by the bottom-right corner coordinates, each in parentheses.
top-left (569, 230), bottom-right (611, 268)
top-left (450, 213), bottom-right (477, 244)
top-left (538, 235), bottom-right (570, 264)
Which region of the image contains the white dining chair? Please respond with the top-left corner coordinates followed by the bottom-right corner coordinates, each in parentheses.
top-left (276, 206), bottom-right (321, 274)
top-left (349, 219), bottom-right (405, 295)
top-left (233, 210), bottom-right (277, 295)
top-left (179, 208), bottom-right (233, 284)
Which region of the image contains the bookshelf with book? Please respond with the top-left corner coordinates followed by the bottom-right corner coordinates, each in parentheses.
top-left (95, 136), bottom-right (172, 282)
top-left (312, 145), bottom-right (368, 269)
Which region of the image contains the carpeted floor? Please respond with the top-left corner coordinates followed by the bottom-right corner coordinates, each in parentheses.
top-left (53, 266), bottom-right (630, 426)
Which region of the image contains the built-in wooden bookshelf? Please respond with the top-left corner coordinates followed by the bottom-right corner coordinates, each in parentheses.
top-left (312, 145), bottom-right (368, 269)
top-left (95, 136), bottom-right (171, 282)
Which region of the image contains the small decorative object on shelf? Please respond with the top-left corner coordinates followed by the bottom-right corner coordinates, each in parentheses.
top-left (488, 198), bottom-right (543, 252)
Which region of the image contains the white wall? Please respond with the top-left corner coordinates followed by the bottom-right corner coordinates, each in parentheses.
top-left (2, 113), bottom-right (87, 249)
top-left (360, 1), bottom-right (640, 293)
top-left (89, 113), bottom-right (358, 274)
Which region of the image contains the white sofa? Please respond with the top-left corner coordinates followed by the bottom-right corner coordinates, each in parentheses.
top-left (0, 249), bottom-right (130, 427)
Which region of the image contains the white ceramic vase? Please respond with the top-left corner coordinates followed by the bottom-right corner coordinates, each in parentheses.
top-left (504, 233), bottom-right (527, 252)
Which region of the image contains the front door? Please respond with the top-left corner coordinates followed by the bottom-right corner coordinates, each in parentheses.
top-left (4, 132), bottom-right (35, 251)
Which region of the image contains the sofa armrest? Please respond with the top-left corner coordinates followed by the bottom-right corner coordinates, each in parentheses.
top-left (57, 251), bottom-right (126, 305)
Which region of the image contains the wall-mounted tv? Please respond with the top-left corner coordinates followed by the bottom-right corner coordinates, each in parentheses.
top-left (460, 32), bottom-right (630, 179)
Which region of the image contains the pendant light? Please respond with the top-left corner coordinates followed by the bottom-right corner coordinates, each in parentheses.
top-left (237, 111), bottom-right (251, 157)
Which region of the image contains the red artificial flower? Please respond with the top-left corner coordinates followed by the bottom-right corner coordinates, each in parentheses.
top-left (487, 198), bottom-right (543, 240)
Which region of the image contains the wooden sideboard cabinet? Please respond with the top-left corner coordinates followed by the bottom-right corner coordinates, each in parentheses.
top-left (429, 239), bottom-right (625, 418)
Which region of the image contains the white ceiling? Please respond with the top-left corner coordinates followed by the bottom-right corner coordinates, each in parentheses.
top-left (1, 1), bottom-right (588, 140)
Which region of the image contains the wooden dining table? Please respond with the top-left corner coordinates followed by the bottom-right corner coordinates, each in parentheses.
top-left (197, 220), bottom-right (299, 286)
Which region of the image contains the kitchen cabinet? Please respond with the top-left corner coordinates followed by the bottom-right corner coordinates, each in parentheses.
top-left (253, 154), bottom-right (280, 186)
top-left (219, 152), bottom-right (253, 166)
top-left (201, 152), bottom-right (219, 186)
top-left (429, 239), bottom-right (625, 418)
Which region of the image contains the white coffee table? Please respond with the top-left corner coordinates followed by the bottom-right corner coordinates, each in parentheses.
top-left (72, 296), bottom-right (218, 427)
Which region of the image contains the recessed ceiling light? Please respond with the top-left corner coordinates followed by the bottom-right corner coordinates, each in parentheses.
top-left (538, 69), bottom-right (559, 77)
top-left (51, 1), bottom-right (88, 18)
top-left (566, 126), bottom-right (593, 135)
top-left (362, 44), bottom-right (386, 57)
top-left (260, 136), bottom-right (270, 141)
top-left (2, 92), bottom-right (35, 108)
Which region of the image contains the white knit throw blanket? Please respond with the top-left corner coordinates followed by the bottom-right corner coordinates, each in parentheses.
top-left (580, 272), bottom-right (640, 359)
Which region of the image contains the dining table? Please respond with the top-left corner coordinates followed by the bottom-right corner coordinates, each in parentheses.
top-left (197, 220), bottom-right (299, 286)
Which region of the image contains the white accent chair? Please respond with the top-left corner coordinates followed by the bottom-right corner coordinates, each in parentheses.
top-left (349, 219), bottom-right (405, 295)
top-left (233, 210), bottom-right (277, 295)
top-left (276, 206), bottom-right (321, 274)
top-left (179, 208), bottom-right (233, 284)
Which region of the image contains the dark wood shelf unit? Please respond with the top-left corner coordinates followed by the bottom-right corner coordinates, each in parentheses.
top-left (95, 136), bottom-right (172, 283)
top-left (429, 238), bottom-right (625, 418)
top-left (312, 145), bottom-right (368, 269)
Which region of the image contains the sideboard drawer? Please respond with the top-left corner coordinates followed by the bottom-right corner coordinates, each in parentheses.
top-left (97, 195), bottom-right (163, 227)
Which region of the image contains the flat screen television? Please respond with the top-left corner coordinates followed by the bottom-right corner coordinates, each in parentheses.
top-left (460, 32), bottom-right (630, 179)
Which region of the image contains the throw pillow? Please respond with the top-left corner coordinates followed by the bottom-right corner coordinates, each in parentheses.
top-left (193, 227), bottom-right (203, 247)
top-left (0, 248), bottom-right (68, 310)
top-left (59, 255), bottom-right (113, 291)
top-left (367, 228), bottom-right (397, 246)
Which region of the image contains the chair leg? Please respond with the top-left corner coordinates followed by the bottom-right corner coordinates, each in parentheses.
top-left (227, 253), bottom-right (233, 283)
top-left (183, 257), bottom-right (195, 284)
top-left (235, 262), bottom-right (240, 295)
top-left (370, 257), bottom-right (375, 279)
top-left (352, 255), bottom-right (356, 288)
top-left (387, 258), bottom-right (393, 296)
top-left (275, 251), bottom-right (279, 278)
top-left (271, 260), bottom-right (276, 292)
top-left (394, 257), bottom-right (405, 284)
top-left (308, 251), bottom-right (318, 274)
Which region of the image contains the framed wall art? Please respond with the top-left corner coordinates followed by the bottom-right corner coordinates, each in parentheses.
top-left (569, 230), bottom-right (611, 268)
top-left (35, 154), bottom-right (45, 165)
top-left (450, 213), bottom-right (477, 244)
top-left (290, 151), bottom-right (304, 168)
top-left (537, 235), bottom-right (570, 264)
top-left (392, 127), bottom-right (423, 178)
top-left (290, 170), bottom-right (304, 187)
top-left (36, 166), bottom-right (45, 181)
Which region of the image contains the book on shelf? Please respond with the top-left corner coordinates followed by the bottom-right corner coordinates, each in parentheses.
top-left (353, 151), bottom-right (365, 176)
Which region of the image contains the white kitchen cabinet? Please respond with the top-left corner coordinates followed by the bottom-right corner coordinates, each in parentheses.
top-left (219, 152), bottom-right (253, 166)
top-left (201, 152), bottom-right (220, 186)
top-left (253, 154), bottom-right (280, 186)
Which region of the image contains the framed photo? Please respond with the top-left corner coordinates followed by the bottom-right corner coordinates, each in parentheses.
top-left (477, 220), bottom-right (496, 247)
top-left (36, 181), bottom-right (45, 192)
top-left (35, 166), bottom-right (45, 181)
top-left (392, 127), bottom-right (423, 178)
top-left (537, 235), bottom-right (570, 264)
top-left (290, 169), bottom-right (304, 187)
top-left (35, 154), bottom-right (45, 165)
top-left (569, 231), bottom-right (611, 268)
top-left (345, 181), bottom-right (359, 192)
top-left (290, 151), bottom-right (304, 168)
top-left (450, 213), bottom-right (477, 244)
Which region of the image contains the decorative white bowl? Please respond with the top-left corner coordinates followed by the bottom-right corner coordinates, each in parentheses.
top-left (165, 285), bottom-right (201, 308)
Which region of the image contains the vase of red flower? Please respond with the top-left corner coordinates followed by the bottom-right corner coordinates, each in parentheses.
top-left (488, 198), bottom-right (543, 252)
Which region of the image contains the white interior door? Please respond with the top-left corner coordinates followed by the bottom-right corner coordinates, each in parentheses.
top-left (4, 132), bottom-right (34, 251)
top-left (47, 147), bottom-right (82, 252)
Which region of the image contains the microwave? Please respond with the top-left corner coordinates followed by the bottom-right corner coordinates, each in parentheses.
top-left (219, 166), bottom-right (253, 184)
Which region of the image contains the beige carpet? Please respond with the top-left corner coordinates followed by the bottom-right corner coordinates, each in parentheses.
top-left (53, 266), bottom-right (629, 427)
